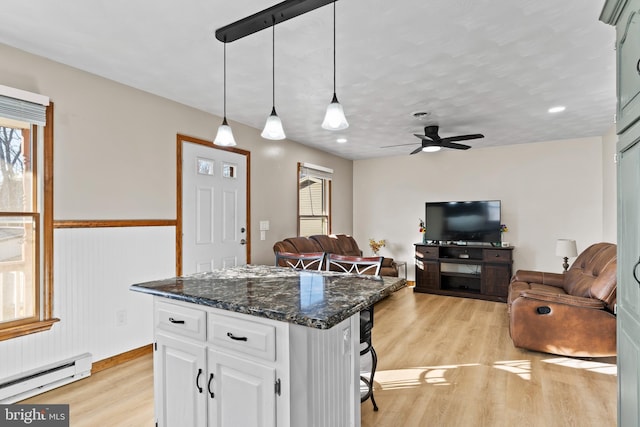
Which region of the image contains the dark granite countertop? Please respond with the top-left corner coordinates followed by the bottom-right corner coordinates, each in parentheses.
top-left (130, 265), bottom-right (406, 329)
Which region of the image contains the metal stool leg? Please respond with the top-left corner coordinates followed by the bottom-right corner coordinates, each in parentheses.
top-left (369, 345), bottom-right (378, 411)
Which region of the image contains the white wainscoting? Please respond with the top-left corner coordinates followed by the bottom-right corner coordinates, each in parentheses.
top-left (0, 226), bottom-right (175, 381)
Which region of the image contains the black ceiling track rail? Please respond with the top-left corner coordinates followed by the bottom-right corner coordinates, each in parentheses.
top-left (215, 0), bottom-right (337, 43)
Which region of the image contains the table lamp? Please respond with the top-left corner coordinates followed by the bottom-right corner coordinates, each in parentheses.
top-left (556, 239), bottom-right (578, 272)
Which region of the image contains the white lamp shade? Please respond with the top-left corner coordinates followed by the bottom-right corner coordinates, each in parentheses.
top-left (555, 239), bottom-right (578, 257)
top-left (422, 146), bottom-right (442, 153)
top-left (321, 95), bottom-right (349, 131)
top-left (261, 108), bottom-right (286, 140)
top-left (213, 119), bottom-right (237, 147)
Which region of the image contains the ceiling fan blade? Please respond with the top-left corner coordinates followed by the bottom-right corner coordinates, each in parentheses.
top-left (410, 146), bottom-right (424, 155)
top-left (414, 134), bottom-right (435, 141)
top-left (380, 142), bottom-right (422, 148)
top-left (442, 134), bottom-right (484, 143)
top-left (440, 141), bottom-right (471, 150)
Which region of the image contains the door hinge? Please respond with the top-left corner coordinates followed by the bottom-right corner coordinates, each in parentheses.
top-left (275, 378), bottom-right (281, 396)
top-left (154, 342), bottom-right (157, 351)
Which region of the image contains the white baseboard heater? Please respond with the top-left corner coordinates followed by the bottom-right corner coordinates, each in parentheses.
top-left (0, 353), bottom-right (92, 403)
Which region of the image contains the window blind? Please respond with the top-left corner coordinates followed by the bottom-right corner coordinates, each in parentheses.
top-left (0, 95), bottom-right (47, 126)
top-left (300, 162), bottom-right (333, 180)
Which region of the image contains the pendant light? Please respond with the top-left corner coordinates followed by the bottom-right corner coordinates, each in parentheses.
top-left (214, 40), bottom-right (237, 146)
top-left (261, 17), bottom-right (286, 140)
top-left (322, 1), bottom-right (348, 131)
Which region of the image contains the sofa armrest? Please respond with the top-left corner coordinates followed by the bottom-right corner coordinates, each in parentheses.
top-left (518, 290), bottom-right (606, 310)
top-left (512, 270), bottom-right (565, 288)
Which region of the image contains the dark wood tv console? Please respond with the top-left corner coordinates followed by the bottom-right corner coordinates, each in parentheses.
top-left (414, 243), bottom-right (514, 302)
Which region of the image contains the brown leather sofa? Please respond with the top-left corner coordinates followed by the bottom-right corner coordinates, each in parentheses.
top-left (273, 234), bottom-right (399, 277)
top-left (507, 242), bottom-right (617, 357)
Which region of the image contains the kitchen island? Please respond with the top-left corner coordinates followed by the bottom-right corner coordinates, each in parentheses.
top-left (131, 265), bottom-right (406, 427)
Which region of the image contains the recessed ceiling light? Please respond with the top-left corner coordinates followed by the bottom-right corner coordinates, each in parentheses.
top-left (548, 106), bottom-right (566, 113)
top-left (336, 137), bottom-right (347, 143)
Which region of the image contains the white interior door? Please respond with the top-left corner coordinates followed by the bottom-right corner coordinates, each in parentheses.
top-left (182, 142), bottom-right (247, 274)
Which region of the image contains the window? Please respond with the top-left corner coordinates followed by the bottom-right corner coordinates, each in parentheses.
top-left (298, 162), bottom-right (332, 236)
top-left (0, 86), bottom-right (56, 340)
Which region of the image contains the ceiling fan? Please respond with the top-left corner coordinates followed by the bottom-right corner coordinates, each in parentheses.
top-left (382, 125), bottom-right (484, 154)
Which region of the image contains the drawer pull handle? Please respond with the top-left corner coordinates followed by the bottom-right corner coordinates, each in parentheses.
top-left (226, 332), bottom-right (248, 342)
top-left (495, 254), bottom-right (500, 257)
top-left (637, 59), bottom-right (640, 75)
top-left (196, 368), bottom-right (203, 393)
top-left (208, 373), bottom-right (215, 398)
top-left (169, 317), bottom-right (185, 324)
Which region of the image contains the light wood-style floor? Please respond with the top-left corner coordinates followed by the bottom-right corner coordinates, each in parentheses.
top-left (23, 286), bottom-right (617, 427)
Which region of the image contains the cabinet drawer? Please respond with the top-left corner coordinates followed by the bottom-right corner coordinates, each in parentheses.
top-left (208, 314), bottom-right (276, 362)
top-left (483, 249), bottom-right (512, 262)
top-left (416, 246), bottom-right (438, 259)
top-left (155, 300), bottom-right (206, 341)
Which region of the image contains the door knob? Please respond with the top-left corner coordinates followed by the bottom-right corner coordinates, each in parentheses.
top-left (240, 239), bottom-right (247, 245)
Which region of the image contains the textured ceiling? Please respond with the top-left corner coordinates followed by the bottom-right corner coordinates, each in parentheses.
top-left (1, 0), bottom-right (616, 160)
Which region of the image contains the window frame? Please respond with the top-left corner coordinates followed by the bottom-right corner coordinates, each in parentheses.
top-left (0, 102), bottom-right (57, 341)
top-left (297, 162), bottom-right (332, 237)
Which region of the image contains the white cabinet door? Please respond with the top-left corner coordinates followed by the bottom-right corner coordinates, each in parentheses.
top-left (617, 125), bottom-right (640, 427)
top-left (208, 349), bottom-right (276, 427)
top-left (155, 333), bottom-right (207, 427)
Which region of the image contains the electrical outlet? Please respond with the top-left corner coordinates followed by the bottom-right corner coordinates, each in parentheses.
top-left (116, 309), bottom-right (127, 326)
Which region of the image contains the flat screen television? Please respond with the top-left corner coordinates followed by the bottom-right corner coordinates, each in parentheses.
top-left (425, 200), bottom-right (501, 243)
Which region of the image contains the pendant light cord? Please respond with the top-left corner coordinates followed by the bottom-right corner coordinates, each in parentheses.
top-left (272, 16), bottom-right (276, 109)
top-left (332, 1), bottom-right (336, 94)
top-left (223, 39), bottom-right (227, 118)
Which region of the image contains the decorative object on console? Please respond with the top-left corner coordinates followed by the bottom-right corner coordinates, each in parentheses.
top-left (555, 239), bottom-right (577, 272)
top-left (419, 218), bottom-right (427, 243)
top-left (368, 239), bottom-right (385, 256)
top-left (500, 224), bottom-right (509, 247)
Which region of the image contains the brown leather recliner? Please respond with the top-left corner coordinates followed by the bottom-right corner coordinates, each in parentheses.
top-left (273, 234), bottom-right (399, 277)
top-left (507, 242), bottom-right (617, 357)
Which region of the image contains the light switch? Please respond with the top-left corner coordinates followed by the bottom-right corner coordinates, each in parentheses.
top-left (259, 220), bottom-right (270, 231)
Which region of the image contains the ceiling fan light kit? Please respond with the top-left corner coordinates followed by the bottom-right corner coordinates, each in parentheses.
top-left (215, 0), bottom-right (345, 141)
top-left (381, 125), bottom-right (485, 155)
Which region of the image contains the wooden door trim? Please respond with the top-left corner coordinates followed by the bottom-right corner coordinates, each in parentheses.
top-left (176, 134), bottom-right (251, 276)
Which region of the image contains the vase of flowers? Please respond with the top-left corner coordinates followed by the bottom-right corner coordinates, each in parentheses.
top-left (369, 239), bottom-right (386, 256)
top-left (500, 224), bottom-right (509, 247)
top-left (419, 218), bottom-right (427, 244)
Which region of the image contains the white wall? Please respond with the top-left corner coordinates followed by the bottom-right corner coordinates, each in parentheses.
top-left (353, 137), bottom-right (611, 280)
top-left (602, 124), bottom-right (618, 243)
top-left (0, 42), bottom-right (353, 378)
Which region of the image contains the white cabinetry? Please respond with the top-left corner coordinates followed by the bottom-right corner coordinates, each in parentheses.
top-left (601, 0), bottom-right (640, 425)
top-left (152, 297), bottom-right (359, 427)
